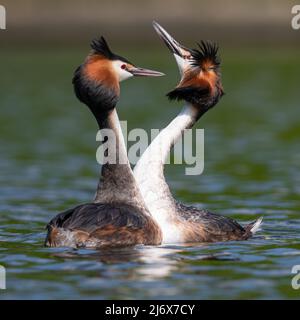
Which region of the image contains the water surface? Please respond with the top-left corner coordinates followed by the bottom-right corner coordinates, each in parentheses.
top-left (0, 48), bottom-right (299, 299)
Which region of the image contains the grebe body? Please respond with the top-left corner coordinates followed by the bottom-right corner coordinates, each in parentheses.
top-left (46, 36), bottom-right (163, 248)
top-left (134, 22), bottom-right (262, 243)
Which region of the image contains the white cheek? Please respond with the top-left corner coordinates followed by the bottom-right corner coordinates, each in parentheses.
top-left (118, 68), bottom-right (133, 82)
top-left (112, 60), bottom-right (133, 82)
top-left (174, 54), bottom-right (192, 76)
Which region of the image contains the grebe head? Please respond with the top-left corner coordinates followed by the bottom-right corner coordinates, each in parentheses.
top-left (153, 21), bottom-right (224, 113)
top-left (73, 36), bottom-right (164, 115)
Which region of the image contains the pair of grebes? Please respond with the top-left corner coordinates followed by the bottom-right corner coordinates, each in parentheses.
top-left (45, 22), bottom-right (262, 248)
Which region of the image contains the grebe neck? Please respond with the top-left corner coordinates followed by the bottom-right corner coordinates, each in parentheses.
top-left (134, 103), bottom-right (201, 239)
top-left (94, 108), bottom-right (146, 209)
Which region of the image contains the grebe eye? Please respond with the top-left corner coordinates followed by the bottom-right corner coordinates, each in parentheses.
top-left (121, 64), bottom-right (126, 70)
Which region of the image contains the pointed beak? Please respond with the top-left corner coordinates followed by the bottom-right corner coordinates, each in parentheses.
top-left (152, 21), bottom-right (191, 59)
top-left (128, 66), bottom-right (165, 77)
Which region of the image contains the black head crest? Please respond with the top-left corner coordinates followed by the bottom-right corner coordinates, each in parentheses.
top-left (90, 36), bottom-right (132, 64)
top-left (90, 36), bottom-right (114, 59)
top-left (191, 40), bottom-right (220, 68)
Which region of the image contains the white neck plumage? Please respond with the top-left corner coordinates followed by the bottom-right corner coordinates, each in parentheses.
top-left (134, 103), bottom-right (199, 242)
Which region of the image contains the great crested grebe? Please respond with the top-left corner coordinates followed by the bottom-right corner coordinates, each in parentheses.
top-left (134, 22), bottom-right (263, 243)
top-left (45, 36), bottom-right (163, 248)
